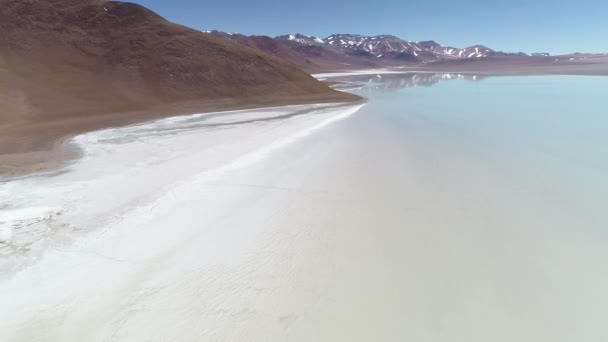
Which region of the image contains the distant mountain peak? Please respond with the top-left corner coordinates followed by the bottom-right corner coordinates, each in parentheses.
top-left (276, 33), bottom-right (324, 45)
top-left (203, 30), bottom-right (245, 39)
top-left (321, 34), bottom-right (494, 60)
top-left (207, 30), bottom-right (545, 73)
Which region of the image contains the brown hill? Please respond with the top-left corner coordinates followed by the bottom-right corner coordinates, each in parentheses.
top-left (0, 0), bottom-right (357, 155)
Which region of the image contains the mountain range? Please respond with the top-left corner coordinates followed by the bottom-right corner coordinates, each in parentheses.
top-left (206, 31), bottom-right (545, 72)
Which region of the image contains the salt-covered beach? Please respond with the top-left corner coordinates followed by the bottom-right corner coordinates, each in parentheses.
top-left (1, 74), bottom-right (607, 341)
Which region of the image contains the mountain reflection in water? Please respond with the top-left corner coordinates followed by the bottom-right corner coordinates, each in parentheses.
top-left (332, 72), bottom-right (485, 92)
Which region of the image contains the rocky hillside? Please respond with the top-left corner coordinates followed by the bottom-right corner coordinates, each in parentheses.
top-left (0, 0), bottom-right (355, 127)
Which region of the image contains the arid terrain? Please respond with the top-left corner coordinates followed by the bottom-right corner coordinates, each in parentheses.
top-left (0, 0), bottom-right (358, 174)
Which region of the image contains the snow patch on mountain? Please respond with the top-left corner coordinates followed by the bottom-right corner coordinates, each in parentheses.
top-left (276, 33), bottom-right (326, 46)
top-left (323, 34), bottom-right (494, 60)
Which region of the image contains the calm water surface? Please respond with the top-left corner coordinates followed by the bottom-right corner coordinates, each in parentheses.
top-left (269, 73), bottom-right (608, 341)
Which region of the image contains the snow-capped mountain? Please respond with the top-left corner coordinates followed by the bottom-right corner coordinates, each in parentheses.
top-left (275, 33), bottom-right (325, 46)
top-left (325, 34), bottom-right (494, 60)
top-left (419, 41), bottom-right (493, 58)
top-left (207, 30), bottom-right (498, 63)
top-left (203, 30), bottom-right (245, 39)
top-left (205, 30), bottom-right (547, 72)
top-left (326, 34), bottom-right (419, 55)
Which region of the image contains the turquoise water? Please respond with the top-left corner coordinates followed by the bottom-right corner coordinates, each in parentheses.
top-left (347, 74), bottom-right (608, 220)
top-left (357, 74), bottom-right (608, 216)
top-left (281, 73), bottom-right (608, 341)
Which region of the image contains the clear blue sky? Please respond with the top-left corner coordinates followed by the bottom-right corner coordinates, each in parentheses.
top-left (130, 0), bottom-right (607, 54)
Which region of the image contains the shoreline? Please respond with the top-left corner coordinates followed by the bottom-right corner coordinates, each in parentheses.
top-left (3, 59), bottom-right (608, 179)
top-left (0, 93), bottom-right (363, 179)
top-left (0, 101), bottom-right (366, 275)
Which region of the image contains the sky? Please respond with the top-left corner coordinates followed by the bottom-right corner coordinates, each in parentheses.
top-left (131, 0), bottom-right (608, 55)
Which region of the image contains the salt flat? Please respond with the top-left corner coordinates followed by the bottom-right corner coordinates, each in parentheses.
top-left (0, 102), bottom-right (364, 273)
top-left (1, 74), bottom-right (607, 342)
